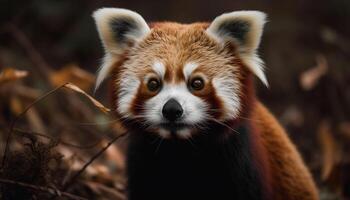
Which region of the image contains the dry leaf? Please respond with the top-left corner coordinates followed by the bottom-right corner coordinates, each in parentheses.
top-left (64, 83), bottom-right (110, 114)
top-left (318, 120), bottom-right (340, 181)
top-left (10, 96), bottom-right (24, 115)
top-left (280, 105), bottom-right (304, 127)
top-left (320, 27), bottom-right (338, 44)
top-left (300, 55), bottom-right (328, 90)
top-left (104, 142), bottom-right (125, 171)
top-left (84, 181), bottom-right (126, 200)
top-left (88, 163), bottom-right (116, 184)
top-left (50, 64), bottom-right (95, 91)
top-left (25, 107), bottom-right (47, 134)
top-left (13, 85), bottom-right (42, 100)
top-left (0, 68), bottom-right (28, 85)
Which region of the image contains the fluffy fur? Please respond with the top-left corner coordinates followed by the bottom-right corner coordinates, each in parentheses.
top-left (93, 8), bottom-right (150, 88)
top-left (206, 11), bottom-right (268, 85)
top-left (93, 8), bottom-right (319, 200)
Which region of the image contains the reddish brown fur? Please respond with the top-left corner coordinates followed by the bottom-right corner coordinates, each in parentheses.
top-left (237, 71), bottom-right (274, 199)
top-left (110, 22), bottom-right (318, 199)
top-left (113, 22), bottom-right (244, 120)
top-left (252, 102), bottom-right (319, 199)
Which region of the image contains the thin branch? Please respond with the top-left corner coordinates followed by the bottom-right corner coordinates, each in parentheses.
top-left (1, 84), bottom-right (67, 169)
top-left (13, 128), bottom-right (101, 149)
top-left (0, 178), bottom-right (87, 200)
top-left (62, 132), bottom-right (128, 190)
top-left (2, 82), bottom-right (110, 168)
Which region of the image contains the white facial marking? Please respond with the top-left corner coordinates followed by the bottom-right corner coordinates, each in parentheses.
top-left (212, 77), bottom-right (241, 119)
top-left (95, 54), bottom-right (116, 91)
top-left (152, 61), bottom-right (166, 78)
top-left (183, 62), bottom-right (199, 80)
top-left (158, 129), bottom-right (171, 139)
top-left (117, 72), bottom-right (140, 117)
top-left (177, 129), bottom-right (192, 139)
top-left (144, 83), bottom-right (208, 135)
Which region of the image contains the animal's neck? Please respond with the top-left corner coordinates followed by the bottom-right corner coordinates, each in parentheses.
top-left (127, 120), bottom-right (267, 200)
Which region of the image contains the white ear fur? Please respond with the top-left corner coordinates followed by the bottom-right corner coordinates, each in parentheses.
top-left (93, 8), bottom-right (150, 89)
top-left (206, 11), bottom-right (268, 86)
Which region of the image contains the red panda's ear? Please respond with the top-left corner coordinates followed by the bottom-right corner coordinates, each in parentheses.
top-left (93, 8), bottom-right (150, 89)
top-left (206, 11), bottom-right (268, 86)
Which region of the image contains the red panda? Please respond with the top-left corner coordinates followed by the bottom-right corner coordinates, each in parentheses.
top-left (93, 8), bottom-right (319, 200)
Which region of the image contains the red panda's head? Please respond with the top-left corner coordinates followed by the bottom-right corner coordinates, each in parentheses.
top-left (93, 8), bottom-right (267, 139)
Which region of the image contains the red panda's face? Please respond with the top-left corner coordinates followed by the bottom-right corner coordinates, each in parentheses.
top-left (114, 24), bottom-right (244, 138)
top-left (93, 9), bottom-right (267, 139)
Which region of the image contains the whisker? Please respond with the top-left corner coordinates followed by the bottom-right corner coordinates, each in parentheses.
top-left (237, 116), bottom-right (262, 123)
top-left (193, 123), bottom-right (209, 132)
top-left (151, 136), bottom-right (161, 144)
top-left (186, 137), bottom-right (198, 150)
top-left (154, 138), bottom-right (164, 154)
top-left (205, 109), bottom-right (262, 123)
top-left (205, 117), bottom-right (240, 135)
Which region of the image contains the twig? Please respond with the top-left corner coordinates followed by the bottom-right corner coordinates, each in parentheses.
top-left (62, 132), bottom-right (128, 190)
top-left (13, 128), bottom-right (101, 149)
top-left (0, 178), bottom-right (87, 200)
top-left (2, 82), bottom-right (110, 168)
top-left (1, 84), bottom-right (67, 169)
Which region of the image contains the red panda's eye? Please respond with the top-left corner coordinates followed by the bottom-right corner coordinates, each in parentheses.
top-left (190, 78), bottom-right (204, 91)
top-left (147, 78), bottom-right (161, 92)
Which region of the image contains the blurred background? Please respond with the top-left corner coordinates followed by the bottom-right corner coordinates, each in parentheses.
top-left (1, 0), bottom-right (350, 199)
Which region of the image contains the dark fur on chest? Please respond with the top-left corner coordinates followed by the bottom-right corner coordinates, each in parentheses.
top-left (127, 123), bottom-right (264, 200)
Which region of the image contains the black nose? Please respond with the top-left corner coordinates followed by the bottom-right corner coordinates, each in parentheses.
top-left (162, 99), bottom-right (183, 122)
